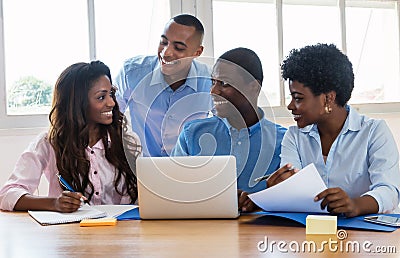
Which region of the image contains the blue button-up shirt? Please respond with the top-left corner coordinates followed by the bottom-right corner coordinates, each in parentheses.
top-left (172, 109), bottom-right (287, 193)
top-left (281, 105), bottom-right (400, 213)
top-left (114, 55), bottom-right (213, 157)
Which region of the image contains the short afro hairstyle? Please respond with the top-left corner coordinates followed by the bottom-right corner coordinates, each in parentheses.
top-left (217, 47), bottom-right (264, 84)
top-left (281, 43), bottom-right (354, 107)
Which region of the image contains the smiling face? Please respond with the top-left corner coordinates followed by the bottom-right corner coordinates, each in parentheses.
top-left (157, 21), bottom-right (203, 78)
top-left (211, 61), bottom-right (255, 119)
top-left (287, 80), bottom-right (327, 128)
top-left (87, 75), bottom-right (115, 130)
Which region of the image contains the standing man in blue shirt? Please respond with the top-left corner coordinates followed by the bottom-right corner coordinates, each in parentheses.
top-left (114, 14), bottom-right (212, 157)
top-left (172, 47), bottom-right (287, 211)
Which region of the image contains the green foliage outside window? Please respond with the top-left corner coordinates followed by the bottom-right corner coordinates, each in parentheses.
top-left (7, 76), bottom-right (52, 108)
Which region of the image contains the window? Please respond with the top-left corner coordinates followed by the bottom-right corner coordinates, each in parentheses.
top-left (213, 0), bottom-right (280, 106)
top-left (94, 0), bottom-right (170, 76)
top-left (282, 1), bottom-right (342, 106)
top-left (282, 3), bottom-right (341, 56)
top-left (210, 0), bottom-right (400, 112)
top-left (346, 2), bottom-right (400, 104)
top-left (1, 0), bottom-right (400, 129)
top-left (3, 0), bottom-right (89, 116)
top-left (0, 0), bottom-right (170, 128)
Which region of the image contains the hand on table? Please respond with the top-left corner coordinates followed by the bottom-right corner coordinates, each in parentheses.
top-left (237, 189), bottom-right (258, 212)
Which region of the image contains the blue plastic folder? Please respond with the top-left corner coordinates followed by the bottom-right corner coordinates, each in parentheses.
top-left (250, 211), bottom-right (399, 232)
top-left (116, 207), bottom-right (140, 220)
top-left (115, 208), bottom-right (398, 232)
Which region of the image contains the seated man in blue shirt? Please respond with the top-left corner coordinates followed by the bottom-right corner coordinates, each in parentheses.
top-left (172, 47), bottom-right (287, 211)
top-left (114, 14), bottom-right (212, 157)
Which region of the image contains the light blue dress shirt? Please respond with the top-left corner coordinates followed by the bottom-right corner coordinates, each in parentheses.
top-left (281, 105), bottom-right (400, 213)
top-left (172, 109), bottom-right (287, 193)
top-left (114, 55), bottom-right (213, 157)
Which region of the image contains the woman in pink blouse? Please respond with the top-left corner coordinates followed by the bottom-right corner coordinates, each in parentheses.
top-left (0, 61), bottom-right (141, 212)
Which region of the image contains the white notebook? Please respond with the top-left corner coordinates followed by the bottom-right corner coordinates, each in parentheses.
top-left (28, 204), bottom-right (107, 226)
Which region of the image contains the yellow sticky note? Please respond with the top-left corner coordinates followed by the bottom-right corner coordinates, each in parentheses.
top-left (306, 215), bottom-right (337, 235)
top-left (80, 217), bottom-right (117, 227)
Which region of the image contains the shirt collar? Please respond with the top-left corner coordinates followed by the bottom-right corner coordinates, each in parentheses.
top-left (341, 105), bottom-right (362, 133)
top-left (150, 61), bottom-right (164, 86)
top-left (221, 107), bottom-right (264, 135)
top-left (88, 133), bottom-right (111, 151)
top-left (150, 60), bottom-right (199, 91)
top-left (300, 105), bottom-right (359, 135)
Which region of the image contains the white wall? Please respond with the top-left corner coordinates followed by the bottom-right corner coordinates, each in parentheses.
top-left (0, 128), bottom-right (49, 195)
top-left (1, 113), bottom-right (400, 195)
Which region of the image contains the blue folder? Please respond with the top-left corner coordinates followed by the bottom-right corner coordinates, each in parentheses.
top-left (249, 211), bottom-right (399, 232)
top-left (116, 208), bottom-right (399, 232)
top-left (116, 207), bottom-right (140, 220)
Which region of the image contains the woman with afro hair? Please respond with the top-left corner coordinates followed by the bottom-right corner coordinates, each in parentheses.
top-left (267, 43), bottom-right (400, 217)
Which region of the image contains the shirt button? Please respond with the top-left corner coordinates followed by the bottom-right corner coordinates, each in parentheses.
top-left (95, 192), bottom-right (99, 195)
top-left (91, 150), bottom-right (94, 154)
top-left (237, 141), bottom-right (241, 145)
top-left (94, 171), bottom-right (97, 174)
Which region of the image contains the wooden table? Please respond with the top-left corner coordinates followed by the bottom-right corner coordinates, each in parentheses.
top-left (1, 211), bottom-right (399, 257)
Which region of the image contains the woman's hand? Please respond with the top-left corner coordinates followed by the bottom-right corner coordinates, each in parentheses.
top-left (314, 187), bottom-right (360, 217)
top-left (266, 164), bottom-right (298, 188)
top-left (53, 191), bottom-right (87, 213)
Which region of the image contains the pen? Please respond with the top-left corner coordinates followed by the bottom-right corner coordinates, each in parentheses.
top-left (254, 166), bottom-right (296, 183)
top-left (57, 174), bottom-right (88, 204)
top-left (57, 174), bottom-right (75, 192)
top-left (253, 174), bottom-right (271, 183)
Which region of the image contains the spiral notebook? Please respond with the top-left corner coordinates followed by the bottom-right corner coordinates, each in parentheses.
top-left (28, 204), bottom-right (107, 226)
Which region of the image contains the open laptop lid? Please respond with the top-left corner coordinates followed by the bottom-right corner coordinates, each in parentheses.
top-left (137, 155), bottom-right (239, 219)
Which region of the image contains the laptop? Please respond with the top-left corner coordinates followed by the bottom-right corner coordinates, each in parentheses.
top-left (136, 155), bottom-right (239, 219)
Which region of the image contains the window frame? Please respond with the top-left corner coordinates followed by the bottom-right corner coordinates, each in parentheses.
top-left (1, 0), bottom-right (400, 131)
top-left (0, 0), bottom-right (175, 130)
top-left (203, 0), bottom-right (400, 116)
top-left (0, 0), bottom-right (93, 129)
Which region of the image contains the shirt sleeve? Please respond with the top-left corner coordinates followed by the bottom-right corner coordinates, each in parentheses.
top-left (171, 127), bottom-right (190, 156)
top-left (280, 127), bottom-right (303, 169)
top-left (361, 120), bottom-right (400, 213)
top-left (0, 133), bottom-right (51, 211)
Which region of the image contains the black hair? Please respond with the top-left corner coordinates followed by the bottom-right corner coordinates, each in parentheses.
top-left (281, 43), bottom-right (354, 106)
top-left (49, 60), bottom-right (140, 203)
top-left (172, 14), bottom-right (204, 36)
top-left (218, 47), bottom-right (264, 84)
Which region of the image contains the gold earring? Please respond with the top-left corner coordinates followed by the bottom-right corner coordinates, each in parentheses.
top-left (325, 105), bottom-right (332, 114)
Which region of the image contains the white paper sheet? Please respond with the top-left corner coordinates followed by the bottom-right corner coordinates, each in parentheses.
top-left (248, 163), bottom-right (328, 213)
